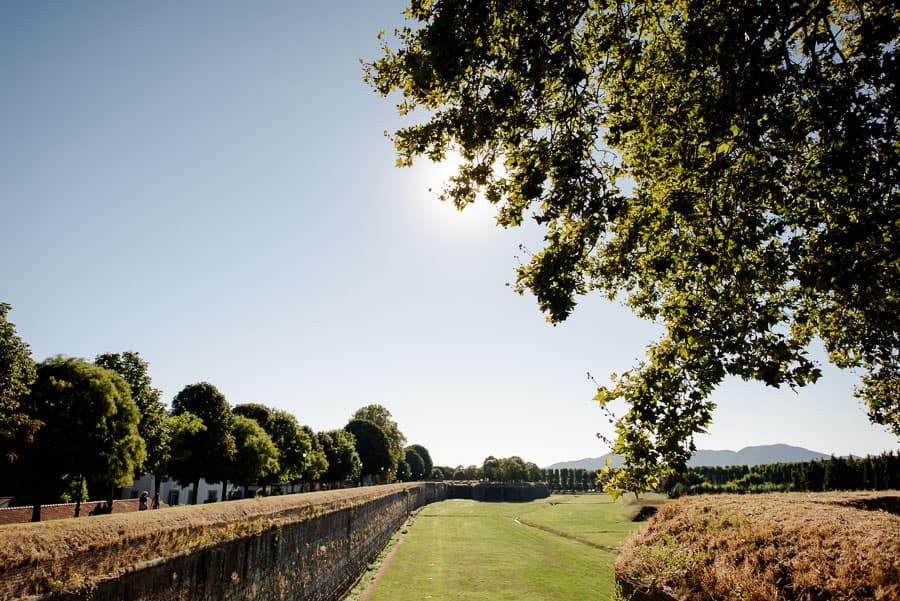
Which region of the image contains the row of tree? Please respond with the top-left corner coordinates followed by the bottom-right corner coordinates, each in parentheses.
top-left (661, 452), bottom-right (900, 497)
top-left (542, 468), bottom-right (600, 493)
top-left (0, 303), bottom-right (434, 521)
top-left (429, 456), bottom-right (547, 485)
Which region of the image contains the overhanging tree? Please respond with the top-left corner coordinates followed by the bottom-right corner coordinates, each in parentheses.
top-left (366, 0), bottom-right (899, 493)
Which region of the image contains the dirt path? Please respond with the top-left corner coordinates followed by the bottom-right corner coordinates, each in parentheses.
top-left (356, 536), bottom-right (406, 601)
top-left (515, 517), bottom-right (620, 552)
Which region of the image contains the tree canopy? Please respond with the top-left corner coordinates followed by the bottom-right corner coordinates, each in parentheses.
top-left (352, 404), bottom-right (407, 467)
top-left (345, 418), bottom-right (396, 481)
top-left (407, 443), bottom-right (434, 478)
top-left (366, 0), bottom-right (900, 492)
top-left (234, 403), bottom-right (313, 484)
top-left (0, 303), bottom-right (39, 466)
top-left (22, 357), bottom-right (146, 519)
top-left (94, 352), bottom-right (167, 481)
top-left (301, 424), bottom-right (329, 486)
top-left (170, 382), bottom-right (236, 500)
top-left (319, 429), bottom-right (362, 485)
top-left (266, 409), bottom-right (312, 484)
top-left (164, 411), bottom-right (206, 487)
top-left (404, 446), bottom-right (427, 480)
top-left (229, 414), bottom-right (280, 488)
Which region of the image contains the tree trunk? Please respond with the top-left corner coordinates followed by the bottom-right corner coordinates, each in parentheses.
top-left (74, 477), bottom-right (84, 518)
top-left (221, 479), bottom-right (228, 502)
top-left (192, 478), bottom-right (200, 505)
top-left (31, 501), bottom-right (41, 522)
top-left (152, 471), bottom-right (162, 508)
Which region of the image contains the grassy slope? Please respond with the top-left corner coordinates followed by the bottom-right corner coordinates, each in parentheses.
top-left (616, 491), bottom-right (900, 601)
top-left (363, 494), bottom-right (644, 600)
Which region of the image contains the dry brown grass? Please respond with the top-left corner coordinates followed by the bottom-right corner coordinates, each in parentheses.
top-left (616, 491), bottom-right (900, 601)
top-left (0, 484), bottom-right (421, 598)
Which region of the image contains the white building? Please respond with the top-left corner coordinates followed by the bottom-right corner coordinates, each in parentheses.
top-left (121, 475), bottom-right (246, 506)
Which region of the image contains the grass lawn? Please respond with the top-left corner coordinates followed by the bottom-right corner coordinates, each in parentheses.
top-left (358, 494), bottom-right (647, 601)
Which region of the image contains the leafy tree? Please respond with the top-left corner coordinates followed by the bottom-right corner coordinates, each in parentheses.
top-left (21, 357), bottom-right (146, 521)
top-left (234, 404), bottom-right (312, 486)
top-left (404, 446), bottom-right (426, 480)
top-left (407, 443), bottom-right (433, 478)
top-left (366, 0), bottom-right (900, 494)
top-left (94, 351), bottom-right (168, 502)
top-left (318, 429), bottom-right (361, 486)
top-left (352, 404), bottom-right (406, 467)
top-left (268, 410), bottom-right (312, 485)
top-left (164, 411), bottom-right (206, 496)
top-left (0, 303), bottom-right (40, 466)
top-left (482, 456), bottom-right (500, 482)
top-left (232, 403), bottom-right (273, 429)
top-left (499, 456), bottom-right (529, 482)
top-left (229, 414), bottom-right (280, 492)
top-left (300, 424), bottom-right (328, 490)
top-left (461, 464), bottom-right (482, 480)
top-left (396, 458), bottom-right (411, 482)
top-left (170, 382), bottom-right (235, 503)
top-left (345, 418), bottom-right (395, 482)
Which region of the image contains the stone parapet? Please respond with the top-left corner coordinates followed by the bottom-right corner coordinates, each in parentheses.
top-left (1, 482), bottom-right (446, 601)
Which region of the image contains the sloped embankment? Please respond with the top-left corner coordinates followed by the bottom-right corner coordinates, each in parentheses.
top-left (616, 491), bottom-right (900, 601)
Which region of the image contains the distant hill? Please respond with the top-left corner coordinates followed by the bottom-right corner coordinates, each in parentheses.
top-left (546, 444), bottom-right (831, 470)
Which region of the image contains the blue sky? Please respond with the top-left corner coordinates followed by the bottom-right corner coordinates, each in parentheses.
top-left (1, 1), bottom-right (895, 468)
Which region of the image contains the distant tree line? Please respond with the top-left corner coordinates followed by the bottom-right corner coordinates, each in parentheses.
top-left (426, 456), bottom-right (542, 484)
top-left (433, 457), bottom-right (599, 489)
top-left (541, 468), bottom-right (600, 493)
top-left (662, 452), bottom-right (900, 497)
top-left (0, 303), bottom-right (434, 521)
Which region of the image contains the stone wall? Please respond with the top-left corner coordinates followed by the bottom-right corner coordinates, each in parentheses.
top-left (19, 483), bottom-right (445, 601)
top-left (446, 481), bottom-right (551, 502)
top-left (10, 481), bottom-right (550, 601)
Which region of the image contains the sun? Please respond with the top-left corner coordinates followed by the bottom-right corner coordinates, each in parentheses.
top-left (404, 150), bottom-right (500, 234)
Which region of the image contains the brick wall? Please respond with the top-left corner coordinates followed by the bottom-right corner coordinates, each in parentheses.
top-left (0, 498), bottom-right (166, 525)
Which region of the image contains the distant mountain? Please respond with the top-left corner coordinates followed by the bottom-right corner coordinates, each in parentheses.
top-left (546, 444), bottom-right (831, 470)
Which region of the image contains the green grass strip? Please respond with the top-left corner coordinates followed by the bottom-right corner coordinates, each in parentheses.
top-left (362, 494), bottom-right (644, 600)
